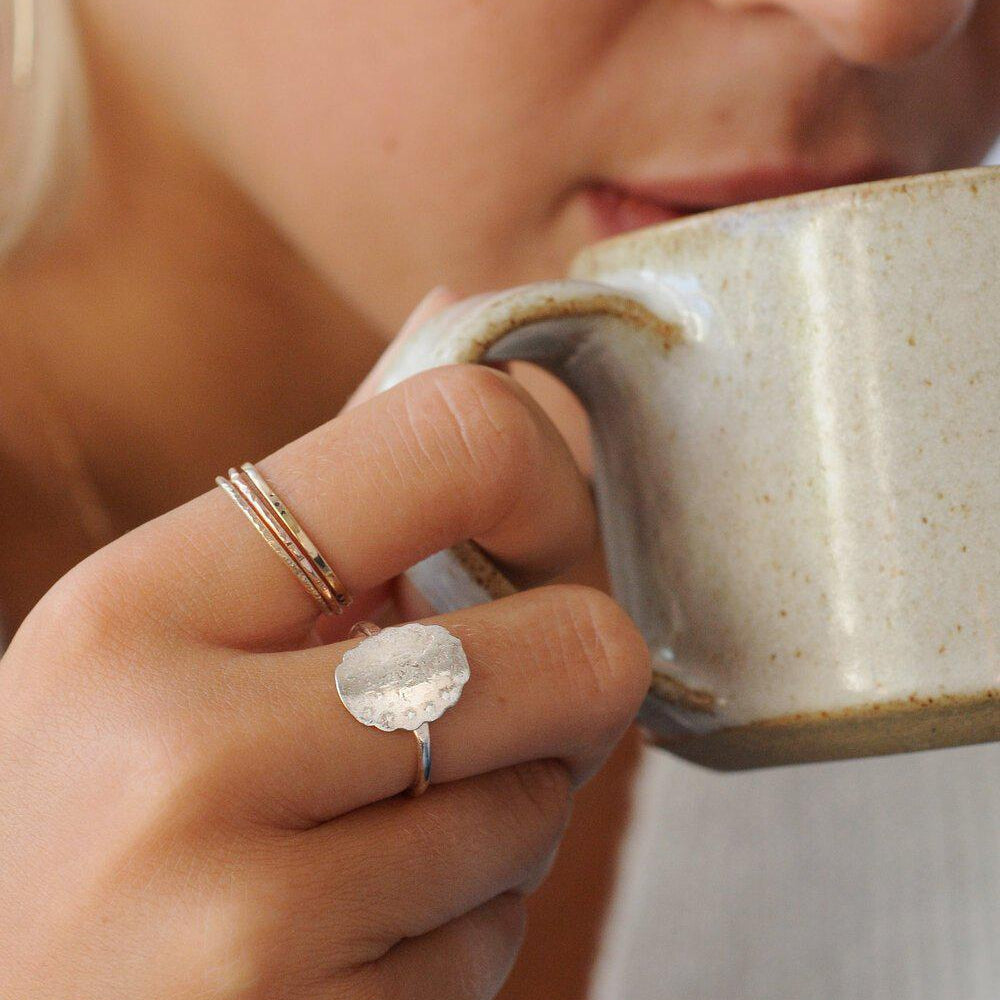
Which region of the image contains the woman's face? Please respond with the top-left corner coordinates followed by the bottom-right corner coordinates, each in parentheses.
top-left (84, 0), bottom-right (1000, 331)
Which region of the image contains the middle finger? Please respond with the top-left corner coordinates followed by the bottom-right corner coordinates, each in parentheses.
top-left (196, 584), bottom-right (649, 826)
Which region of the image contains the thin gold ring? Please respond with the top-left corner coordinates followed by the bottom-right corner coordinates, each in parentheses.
top-left (226, 467), bottom-right (340, 610)
top-left (215, 474), bottom-right (328, 610)
top-left (216, 463), bottom-right (352, 614)
top-left (238, 463), bottom-right (352, 612)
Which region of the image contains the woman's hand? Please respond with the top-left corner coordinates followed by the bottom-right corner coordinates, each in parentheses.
top-left (0, 348), bottom-right (650, 998)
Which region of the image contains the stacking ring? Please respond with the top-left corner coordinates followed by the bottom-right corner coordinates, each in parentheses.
top-left (217, 462), bottom-right (352, 614)
top-left (335, 621), bottom-right (471, 796)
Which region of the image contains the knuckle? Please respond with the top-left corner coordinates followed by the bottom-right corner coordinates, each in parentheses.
top-left (6, 602), bottom-right (219, 835)
top-left (406, 365), bottom-right (546, 524)
top-left (28, 523), bottom-right (182, 665)
top-left (547, 585), bottom-right (651, 737)
top-left (132, 722), bottom-right (230, 828)
top-left (96, 672), bottom-right (241, 840)
top-left (23, 552), bottom-right (136, 662)
top-left (26, 614), bottom-right (230, 828)
top-left (176, 889), bottom-right (287, 1000)
top-left (84, 720), bottom-right (229, 873)
top-left (3, 611), bottom-right (230, 882)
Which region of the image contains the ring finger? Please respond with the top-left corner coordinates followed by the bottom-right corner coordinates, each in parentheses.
top-left (261, 760), bottom-right (571, 978)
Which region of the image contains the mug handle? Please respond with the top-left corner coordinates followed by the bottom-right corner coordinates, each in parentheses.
top-left (370, 279), bottom-right (679, 613)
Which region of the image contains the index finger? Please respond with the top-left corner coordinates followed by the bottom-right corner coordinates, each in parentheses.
top-left (94, 361), bottom-right (596, 650)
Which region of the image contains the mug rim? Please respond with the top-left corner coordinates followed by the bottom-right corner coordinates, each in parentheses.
top-left (573, 164), bottom-right (1000, 259)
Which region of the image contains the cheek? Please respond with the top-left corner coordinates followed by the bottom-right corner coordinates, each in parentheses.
top-left (121, 0), bottom-right (626, 325)
top-left (246, 2), bottom-right (618, 318)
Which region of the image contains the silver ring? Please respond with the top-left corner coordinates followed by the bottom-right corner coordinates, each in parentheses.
top-left (335, 621), bottom-right (471, 797)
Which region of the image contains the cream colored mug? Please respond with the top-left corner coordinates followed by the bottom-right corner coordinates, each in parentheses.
top-left (374, 166), bottom-right (1000, 770)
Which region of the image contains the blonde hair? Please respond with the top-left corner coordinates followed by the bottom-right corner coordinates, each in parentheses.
top-left (0, 0), bottom-right (88, 257)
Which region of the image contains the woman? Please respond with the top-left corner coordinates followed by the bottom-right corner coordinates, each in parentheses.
top-left (1, 2), bottom-right (997, 998)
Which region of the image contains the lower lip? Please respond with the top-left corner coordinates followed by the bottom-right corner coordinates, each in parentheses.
top-left (582, 185), bottom-right (690, 239)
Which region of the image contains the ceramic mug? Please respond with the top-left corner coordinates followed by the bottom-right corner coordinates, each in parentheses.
top-left (374, 166), bottom-right (999, 770)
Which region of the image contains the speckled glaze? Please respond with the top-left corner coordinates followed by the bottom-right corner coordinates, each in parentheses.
top-left (376, 167), bottom-right (999, 768)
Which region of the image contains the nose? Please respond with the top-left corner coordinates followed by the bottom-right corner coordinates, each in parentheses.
top-left (715, 0), bottom-right (977, 65)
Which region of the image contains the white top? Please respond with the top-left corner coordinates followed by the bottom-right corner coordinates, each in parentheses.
top-left (590, 741), bottom-right (1000, 999)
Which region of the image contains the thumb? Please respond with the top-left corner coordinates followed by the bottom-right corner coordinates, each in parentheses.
top-left (344, 286), bottom-right (460, 412)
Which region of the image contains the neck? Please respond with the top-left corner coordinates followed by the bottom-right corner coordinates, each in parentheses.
top-left (0, 30), bottom-right (382, 533)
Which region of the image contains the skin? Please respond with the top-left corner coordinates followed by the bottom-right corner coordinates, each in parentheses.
top-left (1, 1), bottom-right (999, 998)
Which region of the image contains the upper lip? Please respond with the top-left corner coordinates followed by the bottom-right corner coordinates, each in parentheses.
top-left (590, 160), bottom-right (905, 212)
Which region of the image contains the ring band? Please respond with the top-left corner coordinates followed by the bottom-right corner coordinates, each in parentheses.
top-left (238, 463), bottom-right (351, 611)
top-left (216, 471), bottom-right (327, 610)
top-left (216, 462), bottom-right (352, 614)
top-left (351, 621), bottom-right (432, 796)
top-left (226, 465), bottom-right (345, 611)
top-left (336, 621), bottom-right (471, 797)
top-left (412, 721), bottom-right (432, 797)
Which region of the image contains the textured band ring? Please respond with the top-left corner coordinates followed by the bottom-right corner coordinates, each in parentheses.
top-left (335, 621), bottom-right (471, 797)
top-left (237, 463), bottom-right (352, 611)
top-left (216, 462), bottom-right (352, 614)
